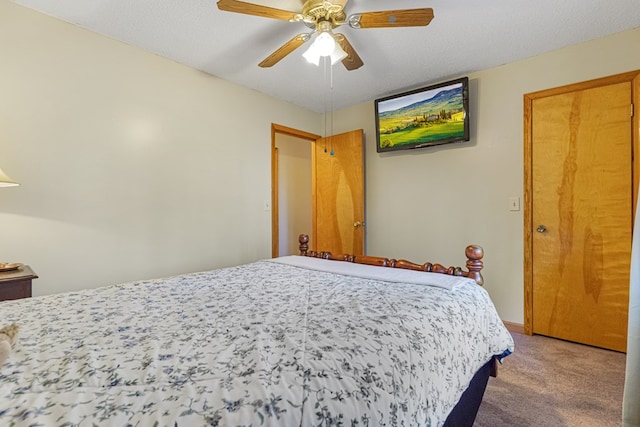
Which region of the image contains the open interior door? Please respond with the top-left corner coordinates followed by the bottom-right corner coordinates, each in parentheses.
top-left (312, 129), bottom-right (365, 255)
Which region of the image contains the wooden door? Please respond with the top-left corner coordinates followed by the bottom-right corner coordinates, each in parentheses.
top-left (313, 129), bottom-right (365, 255)
top-left (526, 79), bottom-right (634, 352)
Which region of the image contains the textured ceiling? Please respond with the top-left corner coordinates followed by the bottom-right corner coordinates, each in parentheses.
top-left (11, 0), bottom-right (640, 113)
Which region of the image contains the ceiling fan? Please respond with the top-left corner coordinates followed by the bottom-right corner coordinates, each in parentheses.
top-left (216, 0), bottom-right (434, 70)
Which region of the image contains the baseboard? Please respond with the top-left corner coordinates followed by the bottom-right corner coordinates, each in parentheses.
top-left (503, 321), bottom-right (525, 334)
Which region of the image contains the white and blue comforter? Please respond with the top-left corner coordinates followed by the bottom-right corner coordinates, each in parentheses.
top-left (0, 256), bottom-right (513, 426)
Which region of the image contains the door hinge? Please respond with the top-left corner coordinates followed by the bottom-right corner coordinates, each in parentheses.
top-left (632, 103), bottom-right (634, 117)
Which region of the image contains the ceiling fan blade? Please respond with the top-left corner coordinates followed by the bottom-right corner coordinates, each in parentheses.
top-left (349, 8), bottom-right (434, 28)
top-left (259, 33), bottom-right (311, 68)
top-left (334, 34), bottom-right (363, 71)
top-left (217, 0), bottom-right (298, 21)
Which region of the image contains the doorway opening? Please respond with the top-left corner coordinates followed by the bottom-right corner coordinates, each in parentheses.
top-left (271, 124), bottom-right (320, 258)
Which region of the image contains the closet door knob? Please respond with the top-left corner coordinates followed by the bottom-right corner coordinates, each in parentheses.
top-left (537, 225), bottom-right (547, 233)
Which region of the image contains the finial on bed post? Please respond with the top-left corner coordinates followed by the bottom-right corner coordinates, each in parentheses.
top-left (299, 234), bottom-right (309, 256)
top-left (465, 245), bottom-right (484, 286)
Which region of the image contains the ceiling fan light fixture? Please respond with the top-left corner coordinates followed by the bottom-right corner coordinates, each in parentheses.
top-left (303, 31), bottom-right (346, 66)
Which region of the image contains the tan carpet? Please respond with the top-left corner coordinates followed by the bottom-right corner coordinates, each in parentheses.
top-left (474, 332), bottom-right (626, 427)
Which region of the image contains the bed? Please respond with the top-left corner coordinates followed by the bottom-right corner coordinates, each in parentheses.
top-left (0, 234), bottom-right (513, 426)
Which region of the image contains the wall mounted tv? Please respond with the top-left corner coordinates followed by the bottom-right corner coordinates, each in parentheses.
top-left (374, 77), bottom-right (470, 152)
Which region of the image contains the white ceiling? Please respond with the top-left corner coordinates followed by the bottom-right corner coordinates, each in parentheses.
top-left (12, 0), bottom-right (640, 113)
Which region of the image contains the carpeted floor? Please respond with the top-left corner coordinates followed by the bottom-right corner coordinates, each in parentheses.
top-left (474, 331), bottom-right (626, 427)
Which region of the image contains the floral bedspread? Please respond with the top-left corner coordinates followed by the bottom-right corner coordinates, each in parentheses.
top-left (0, 258), bottom-right (513, 426)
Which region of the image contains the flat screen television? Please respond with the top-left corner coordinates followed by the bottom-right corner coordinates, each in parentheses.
top-left (374, 77), bottom-right (470, 152)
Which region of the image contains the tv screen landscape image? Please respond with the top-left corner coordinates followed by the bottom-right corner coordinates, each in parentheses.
top-left (375, 77), bottom-right (470, 152)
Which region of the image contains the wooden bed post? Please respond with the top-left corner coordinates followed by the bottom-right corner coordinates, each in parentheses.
top-left (465, 245), bottom-right (484, 286)
top-left (298, 234), bottom-right (309, 256)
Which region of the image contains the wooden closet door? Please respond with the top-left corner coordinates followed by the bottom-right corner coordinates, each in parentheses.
top-left (531, 81), bottom-right (632, 352)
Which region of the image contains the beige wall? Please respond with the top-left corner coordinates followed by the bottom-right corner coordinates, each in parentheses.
top-left (2, 0), bottom-right (639, 324)
top-left (331, 28), bottom-right (640, 323)
top-left (0, 0), bottom-right (321, 295)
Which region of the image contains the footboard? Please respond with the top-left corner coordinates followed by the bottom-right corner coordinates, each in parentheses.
top-left (297, 234), bottom-right (485, 285)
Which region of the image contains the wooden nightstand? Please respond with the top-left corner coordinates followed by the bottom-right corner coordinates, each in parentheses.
top-left (0, 265), bottom-right (38, 302)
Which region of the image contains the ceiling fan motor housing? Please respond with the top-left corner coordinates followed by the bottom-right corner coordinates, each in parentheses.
top-left (301, 0), bottom-right (346, 27)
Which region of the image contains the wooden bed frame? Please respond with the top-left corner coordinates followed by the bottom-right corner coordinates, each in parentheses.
top-left (297, 233), bottom-right (494, 427)
top-left (297, 234), bottom-right (485, 285)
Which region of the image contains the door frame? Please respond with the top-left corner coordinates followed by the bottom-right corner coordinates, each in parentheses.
top-left (523, 70), bottom-right (640, 335)
top-left (271, 123), bottom-right (320, 258)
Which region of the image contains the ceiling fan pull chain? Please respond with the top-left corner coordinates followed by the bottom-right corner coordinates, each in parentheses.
top-left (330, 62), bottom-right (335, 156)
top-left (323, 56), bottom-right (328, 151)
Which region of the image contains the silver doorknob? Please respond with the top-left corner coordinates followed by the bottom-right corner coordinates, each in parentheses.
top-left (537, 225), bottom-right (547, 233)
top-left (354, 221), bottom-right (365, 228)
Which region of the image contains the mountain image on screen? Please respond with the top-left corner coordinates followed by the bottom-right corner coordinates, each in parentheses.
top-left (379, 87), bottom-right (463, 120)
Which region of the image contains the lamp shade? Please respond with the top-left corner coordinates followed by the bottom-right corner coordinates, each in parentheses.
top-left (302, 41), bottom-right (322, 66)
top-left (314, 32), bottom-right (336, 56)
top-left (329, 41), bottom-right (348, 65)
top-left (0, 167), bottom-right (19, 187)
